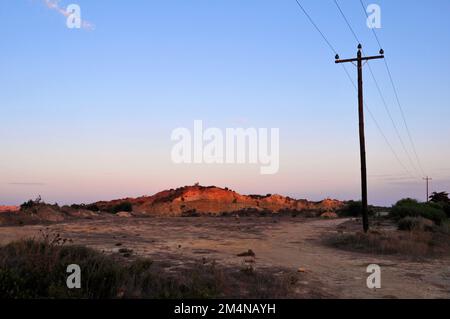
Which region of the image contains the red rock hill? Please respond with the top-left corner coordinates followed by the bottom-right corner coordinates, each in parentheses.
top-left (95, 185), bottom-right (344, 216)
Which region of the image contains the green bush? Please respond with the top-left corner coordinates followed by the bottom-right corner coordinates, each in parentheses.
top-left (338, 201), bottom-right (375, 217)
top-left (444, 203), bottom-right (450, 218)
top-left (430, 202), bottom-right (450, 218)
top-left (85, 204), bottom-right (100, 212)
top-left (112, 202), bottom-right (132, 214)
top-left (391, 199), bottom-right (447, 225)
top-left (394, 198), bottom-right (419, 206)
top-left (338, 201), bottom-right (362, 217)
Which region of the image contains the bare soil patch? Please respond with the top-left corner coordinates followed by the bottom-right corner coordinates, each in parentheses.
top-left (0, 216), bottom-right (449, 298)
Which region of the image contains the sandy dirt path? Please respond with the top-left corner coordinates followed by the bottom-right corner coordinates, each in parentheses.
top-left (0, 217), bottom-right (449, 298)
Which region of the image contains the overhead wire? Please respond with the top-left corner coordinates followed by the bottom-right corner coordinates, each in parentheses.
top-left (333, 0), bottom-right (422, 179)
top-left (358, 0), bottom-right (427, 177)
top-left (293, 0), bottom-right (416, 179)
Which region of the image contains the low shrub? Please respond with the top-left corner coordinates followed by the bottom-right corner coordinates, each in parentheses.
top-left (391, 198), bottom-right (447, 225)
top-left (327, 229), bottom-right (449, 258)
top-left (111, 202), bottom-right (132, 214)
top-left (435, 202), bottom-right (450, 218)
top-left (85, 204), bottom-right (100, 212)
top-left (445, 203), bottom-right (450, 218)
top-left (0, 239), bottom-right (124, 298)
top-left (20, 196), bottom-right (43, 211)
top-left (338, 201), bottom-right (375, 217)
top-left (397, 217), bottom-right (433, 231)
top-left (0, 238), bottom-right (299, 299)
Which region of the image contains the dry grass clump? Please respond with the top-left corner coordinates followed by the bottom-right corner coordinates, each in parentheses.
top-left (327, 227), bottom-right (450, 259)
top-left (0, 231), bottom-right (300, 299)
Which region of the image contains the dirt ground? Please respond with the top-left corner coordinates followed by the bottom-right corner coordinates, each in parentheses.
top-left (0, 216), bottom-right (449, 299)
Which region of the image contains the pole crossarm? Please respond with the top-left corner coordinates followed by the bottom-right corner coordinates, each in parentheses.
top-left (335, 55), bottom-right (384, 64)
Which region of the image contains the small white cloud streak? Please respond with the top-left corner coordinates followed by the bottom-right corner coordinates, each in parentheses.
top-left (42, 0), bottom-right (95, 30)
top-left (8, 182), bottom-right (46, 186)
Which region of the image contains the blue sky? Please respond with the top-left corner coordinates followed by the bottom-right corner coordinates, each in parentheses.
top-left (1, 0), bottom-right (449, 206)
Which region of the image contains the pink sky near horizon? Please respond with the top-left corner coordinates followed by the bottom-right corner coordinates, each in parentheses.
top-left (1, 1), bottom-right (450, 207)
top-left (2, 136), bottom-right (448, 207)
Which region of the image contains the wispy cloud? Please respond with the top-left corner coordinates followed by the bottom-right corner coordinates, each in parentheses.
top-left (41, 0), bottom-right (95, 30)
top-left (369, 174), bottom-right (415, 182)
top-left (8, 182), bottom-right (46, 186)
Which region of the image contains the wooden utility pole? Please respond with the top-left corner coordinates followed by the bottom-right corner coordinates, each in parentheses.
top-left (423, 176), bottom-right (432, 202)
top-left (335, 44), bottom-right (384, 233)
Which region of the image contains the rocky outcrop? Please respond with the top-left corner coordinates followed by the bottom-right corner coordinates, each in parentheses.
top-left (95, 185), bottom-right (344, 217)
top-left (0, 185), bottom-right (345, 225)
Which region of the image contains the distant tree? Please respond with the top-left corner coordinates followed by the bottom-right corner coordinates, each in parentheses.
top-left (20, 200), bottom-right (34, 210)
top-left (429, 191), bottom-right (449, 203)
top-left (112, 202), bottom-right (132, 213)
top-left (391, 198), bottom-right (447, 225)
top-left (429, 192), bottom-right (450, 218)
top-left (395, 198), bottom-right (419, 206)
top-left (339, 201), bottom-right (362, 217)
top-left (20, 195), bottom-right (43, 210)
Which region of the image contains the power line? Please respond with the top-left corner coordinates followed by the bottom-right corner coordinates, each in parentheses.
top-left (358, 0), bottom-right (382, 48)
top-left (340, 64), bottom-right (416, 180)
top-left (383, 58), bottom-right (427, 177)
top-left (358, 0), bottom-right (427, 177)
top-left (333, 0), bottom-right (360, 44)
top-left (292, 0), bottom-right (415, 180)
top-left (334, 0), bottom-right (422, 178)
top-left (366, 62), bottom-right (421, 177)
top-left (293, 0), bottom-right (338, 55)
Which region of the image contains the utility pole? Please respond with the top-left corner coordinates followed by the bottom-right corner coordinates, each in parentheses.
top-left (423, 176), bottom-right (432, 202)
top-left (335, 44), bottom-right (384, 233)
